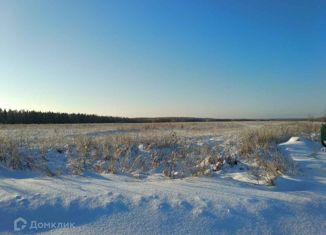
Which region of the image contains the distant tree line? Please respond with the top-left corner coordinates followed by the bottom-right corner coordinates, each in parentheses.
top-left (0, 109), bottom-right (131, 124)
top-left (0, 108), bottom-right (216, 124)
top-left (0, 108), bottom-right (234, 124)
top-left (0, 108), bottom-right (324, 124)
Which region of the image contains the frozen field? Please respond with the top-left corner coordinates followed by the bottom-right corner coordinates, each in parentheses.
top-left (0, 122), bottom-right (325, 234)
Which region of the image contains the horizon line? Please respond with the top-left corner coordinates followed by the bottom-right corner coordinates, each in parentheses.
top-left (0, 107), bottom-right (324, 121)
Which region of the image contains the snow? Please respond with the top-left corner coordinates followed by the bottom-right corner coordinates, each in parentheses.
top-left (278, 137), bottom-right (326, 189)
top-left (0, 137), bottom-right (325, 234)
top-left (287, 136), bottom-right (301, 144)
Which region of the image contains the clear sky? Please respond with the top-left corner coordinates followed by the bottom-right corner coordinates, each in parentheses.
top-left (0, 0), bottom-right (325, 118)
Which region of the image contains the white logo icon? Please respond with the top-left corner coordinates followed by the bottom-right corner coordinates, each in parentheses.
top-left (14, 217), bottom-right (27, 231)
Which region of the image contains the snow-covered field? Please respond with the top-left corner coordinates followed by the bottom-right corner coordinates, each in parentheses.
top-left (0, 122), bottom-right (325, 234)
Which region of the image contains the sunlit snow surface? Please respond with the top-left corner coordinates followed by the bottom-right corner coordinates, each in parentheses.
top-left (0, 137), bottom-right (325, 234)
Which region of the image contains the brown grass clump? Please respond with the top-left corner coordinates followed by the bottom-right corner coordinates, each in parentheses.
top-left (238, 122), bottom-right (320, 184)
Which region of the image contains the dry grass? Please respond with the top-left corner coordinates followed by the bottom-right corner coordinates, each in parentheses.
top-left (0, 121), bottom-right (321, 183)
top-left (238, 122), bottom-right (320, 156)
top-left (237, 122), bottom-right (320, 184)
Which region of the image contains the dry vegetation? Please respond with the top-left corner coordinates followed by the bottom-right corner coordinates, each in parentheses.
top-left (236, 122), bottom-right (320, 184)
top-left (0, 121), bottom-right (322, 184)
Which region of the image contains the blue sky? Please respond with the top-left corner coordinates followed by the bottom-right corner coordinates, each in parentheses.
top-left (0, 0), bottom-right (325, 118)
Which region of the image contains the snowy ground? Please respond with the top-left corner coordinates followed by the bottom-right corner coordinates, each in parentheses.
top-left (0, 135), bottom-right (325, 234)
